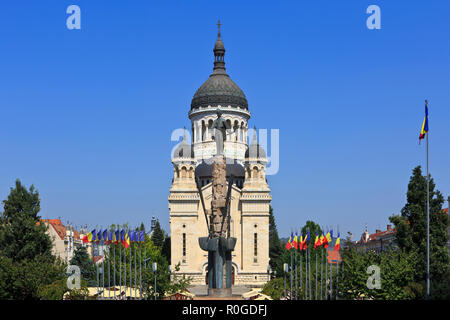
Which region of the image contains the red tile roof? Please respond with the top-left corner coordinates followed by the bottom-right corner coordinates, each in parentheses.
top-left (327, 250), bottom-right (341, 264)
top-left (368, 228), bottom-right (396, 241)
top-left (39, 219), bottom-right (81, 241)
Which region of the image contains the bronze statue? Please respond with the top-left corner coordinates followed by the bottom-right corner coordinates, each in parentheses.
top-left (211, 110), bottom-right (228, 156)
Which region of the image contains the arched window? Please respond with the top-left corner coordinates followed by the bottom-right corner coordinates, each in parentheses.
top-left (208, 119), bottom-right (214, 140)
top-left (181, 166), bottom-right (187, 178)
top-left (240, 122), bottom-right (245, 142)
top-left (225, 119), bottom-right (231, 141)
top-left (201, 121), bottom-right (206, 142)
top-left (252, 166), bottom-right (258, 178)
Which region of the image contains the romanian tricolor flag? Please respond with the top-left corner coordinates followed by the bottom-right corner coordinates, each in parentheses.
top-left (298, 235), bottom-right (303, 250)
top-left (292, 233), bottom-right (298, 250)
top-left (322, 231), bottom-right (329, 248)
top-left (335, 233), bottom-right (341, 251)
top-left (419, 101), bottom-right (429, 143)
top-left (314, 232), bottom-right (320, 249)
top-left (82, 229), bottom-right (95, 244)
top-left (106, 229), bottom-right (113, 245)
top-left (114, 230), bottom-right (119, 245)
top-left (319, 233), bottom-right (325, 247)
top-left (122, 231), bottom-right (130, 248)
top-left (285, 233), bottom-right (293, 250)
top-left (102, 230), bottom-right (107, 243)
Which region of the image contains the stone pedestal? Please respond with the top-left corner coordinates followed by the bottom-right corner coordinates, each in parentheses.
top-left (199, 236), bottom-right (236, 296)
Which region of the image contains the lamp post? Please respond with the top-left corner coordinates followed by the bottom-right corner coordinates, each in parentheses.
top-left (152, 262), bottom-right (157, 300)
top-left (267, 265), bottom-right (272, 281)
top-left (283, 263), bottom-right (288, 300)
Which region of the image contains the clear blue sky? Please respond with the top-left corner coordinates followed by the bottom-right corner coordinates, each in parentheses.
top-left (1, 1), bottom-right (449, 240)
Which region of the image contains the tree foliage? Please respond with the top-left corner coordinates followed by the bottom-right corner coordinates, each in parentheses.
top-left (69, 246), bottom-right (96, 286)
top-left (340, 248), bottom-right (417, 300)
top-left (151, 220), bottom-right (165, 249)
top-left (0, 179), bottom-right (65, 300)
top-left (389, 166), bottom-right (449, 298)
top-left (268, 206), bottom-right (283, 272)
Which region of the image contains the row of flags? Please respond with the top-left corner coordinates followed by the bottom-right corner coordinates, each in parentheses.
top-left (286, 230), bottom-right (340, 252)
top-left (82, 229), bottom-right (145, 248)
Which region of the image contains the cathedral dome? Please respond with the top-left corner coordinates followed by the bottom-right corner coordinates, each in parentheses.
top-left (190, 21), bottom-right (248, 111)
top-left (191, 74), bottom-right (248, 110)
top-left (172, 131), bottom-right (194, 159)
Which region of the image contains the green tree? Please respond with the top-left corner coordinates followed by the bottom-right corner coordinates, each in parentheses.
top-left (0, 179), bottom-right (65, 299)
top-left (151, 220), bottom-right (165, 249)
top-left (69, 246), bottom-right (96, 286)
top-left (268, 206), bottom-right (283, 272)
top-left (389, 166), bottom-right (449, 298)
top-left (162, 236), bottom-right (171, 264)
top-left (262, 277), bottom-right (285, 300)
top-left (340, 248), bottom-right (416, 300)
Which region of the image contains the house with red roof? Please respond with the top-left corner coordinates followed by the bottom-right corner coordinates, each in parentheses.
top-left (39, 219), bottom-right (87, 263)
top-left (353, 224), bottom-right (397, 253)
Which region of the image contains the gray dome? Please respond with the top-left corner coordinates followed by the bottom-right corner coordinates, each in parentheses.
top-left (191, 27), bottom-right (248, 111)
top-left (245, 138), bottom-right (266, 159)
top-left (195, 158), bottom-right (244, 178)
top-left (173, 138), bottom-right (194, 159)
top-left (191, 74), bottom-right (248, 110)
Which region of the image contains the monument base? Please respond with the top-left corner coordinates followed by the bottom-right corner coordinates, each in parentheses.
top-left (208, 288), bottom-right (232, 298)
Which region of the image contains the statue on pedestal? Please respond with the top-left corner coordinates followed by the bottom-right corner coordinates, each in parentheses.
top-left (197, 110), bottom-right (236, 297)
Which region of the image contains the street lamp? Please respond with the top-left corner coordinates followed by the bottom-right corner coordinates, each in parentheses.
top-left (283, 263), bottom-right (289, 300)
top-left (267, 265), bottom-right (272, 280)
top-left (152, 262), bottom-right (157, 300)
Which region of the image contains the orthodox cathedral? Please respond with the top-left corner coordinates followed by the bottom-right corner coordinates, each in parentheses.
top-left (169, 23), bottom-right (272, 286)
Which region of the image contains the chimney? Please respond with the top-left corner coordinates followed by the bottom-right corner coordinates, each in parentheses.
top-left (387, 224), bottom-right (392, 231)
top-left (375, 229), bottom-right (381, 233)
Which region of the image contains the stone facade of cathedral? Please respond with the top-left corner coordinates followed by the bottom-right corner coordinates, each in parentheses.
top-left (169, 25), bottom-right (271, 286)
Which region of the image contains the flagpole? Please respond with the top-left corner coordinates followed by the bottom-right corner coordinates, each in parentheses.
top-left (102, 230), bottom-right (105, 300)
top-left (320, 247), bottom-right (323, 300)
top-left (305, 244), bottom-right (308, 300)
top-left (97, 241), bottom-right (100, 300)
top-left (300, 246), bottom-right (302, 299)
top-left (426, 99), bottom-right (430, 299)
top-left (290, 245), bottom-right (293, 300)
top-left (114, 231), bottom-right (116, 299)
top-left (119, 233), bottom-right (122, 300)
top-left (107, 243), bottom-right (110, 299)
top-left (330, 235), bottom-right (333, 301)
top-left (325, 241), bottom-right (328, 300)
top-left (315, 247), bottom-right (318, 300)
top-left (140, 237), bottom-right (142, 300)
top-left (123, 230), bottom-right (128, 300)
top-left (308, 244), bottom-right (311, 300)
top-left (295, 241), bottom-right (298, 300)
top-left (336, 227), bottom-right (339, 300)
top-left (129, 230), bottom-right (132, 299)
top-left (135, 236), bottom-right (137, 300)
top-left (144, 232), bottom-right (147, 299)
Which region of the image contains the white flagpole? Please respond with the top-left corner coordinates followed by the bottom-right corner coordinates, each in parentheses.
top-left (426, 99), bottom-right (430, 299)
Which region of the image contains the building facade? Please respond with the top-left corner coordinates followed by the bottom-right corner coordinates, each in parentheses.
top-left (353, 224), bottom-right (397, 252)
top-left (41, 219), bottom-right (85, 263)
top-left (169, 25), bottom-right (271, 286)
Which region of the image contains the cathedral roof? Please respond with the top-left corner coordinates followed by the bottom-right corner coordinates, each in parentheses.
top-left (195, 158), bottom-right (244, 178)
top-left (190, 21), bottom-right (248, 111)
